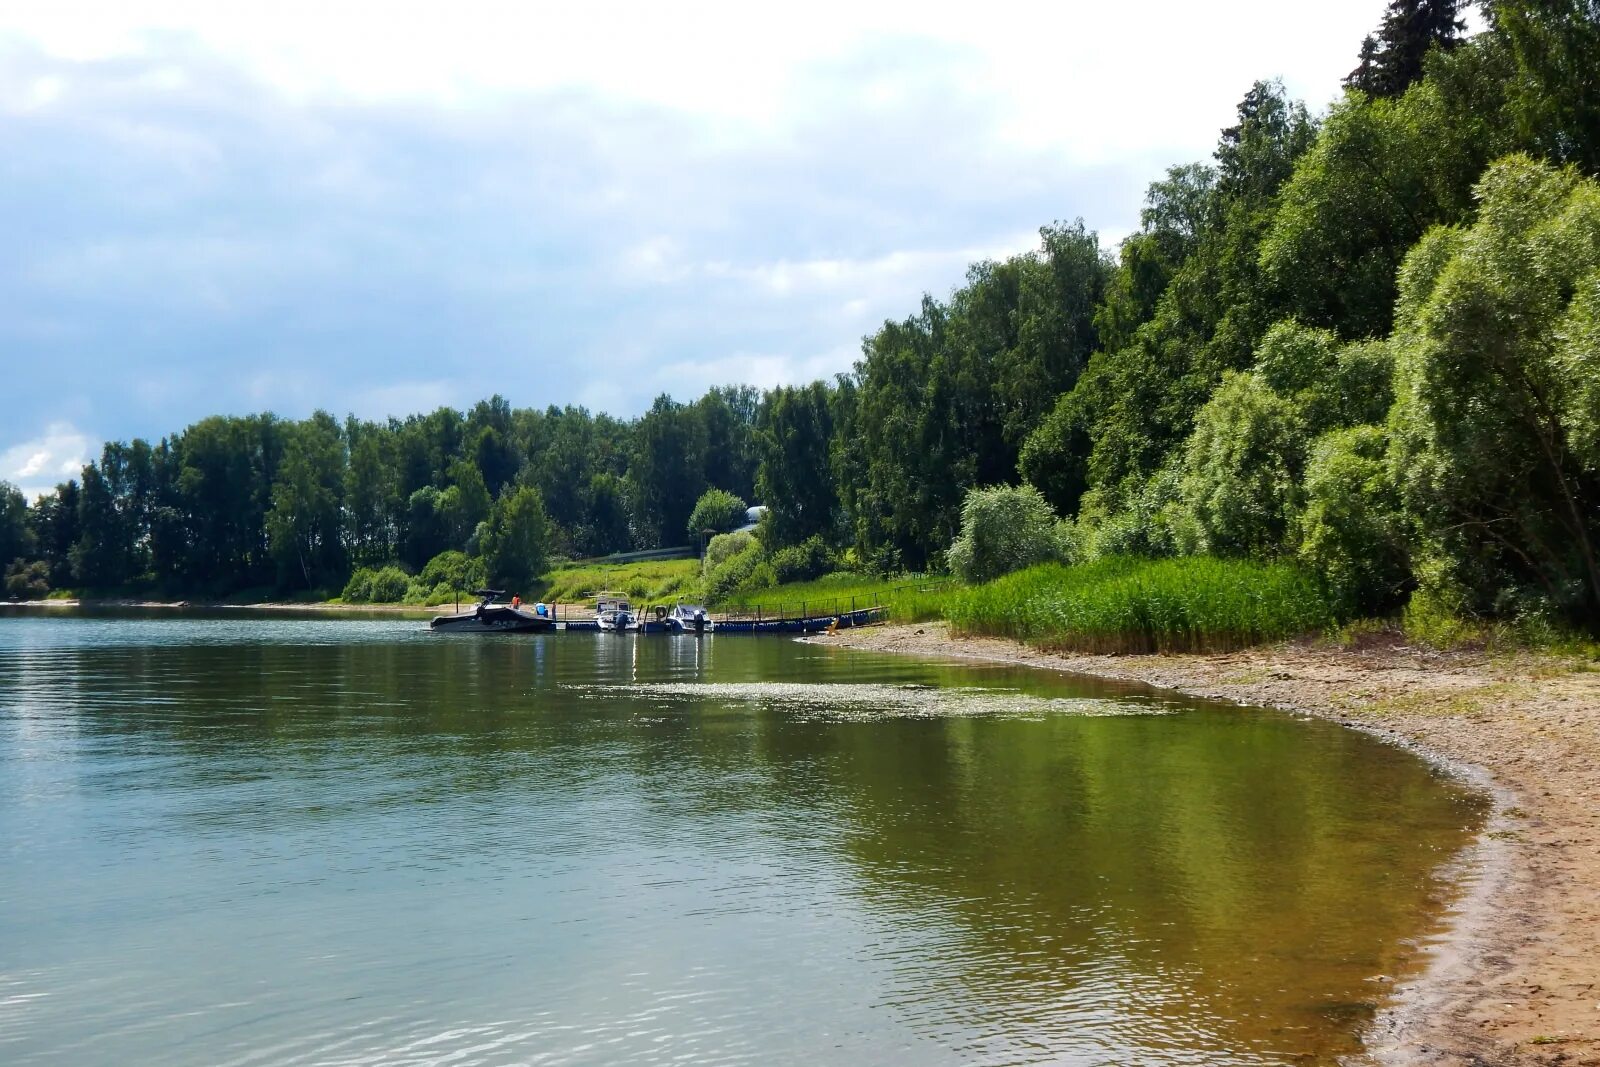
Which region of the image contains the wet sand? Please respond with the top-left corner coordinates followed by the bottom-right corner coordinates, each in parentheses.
top-left (807, 622), bottom-right (1600, 1066)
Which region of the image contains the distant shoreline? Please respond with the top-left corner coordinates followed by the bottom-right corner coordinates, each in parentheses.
top-left (3, 598), bottom-right (435, 614)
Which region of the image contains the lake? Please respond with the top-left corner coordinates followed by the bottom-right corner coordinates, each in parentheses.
top-left (0, 612), bottom-right (1486, 1065)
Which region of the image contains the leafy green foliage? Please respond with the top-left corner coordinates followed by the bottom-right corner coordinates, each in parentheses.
top-left (686, 488), bottom-right (747, 541)
top-left (1299, 426), bottom-right (1412, 615)
top-left (1345, 0), bottom-right (1468, 98)
top-left (768, 535), bottom-right (837, 585)
top-left (1261, 63), bottom-right (1504, 340)
top-left (18, 11), bottom-right (1600, 640)
top-left (478, 487), bottom-right (551, 594)
top-left (1065, 82), bottom-right (1316, 509)
top-left (4, 559), bottom-right (49, 600)
top-left (629, 394), bottom-right (708, 549)
top-left (341, 564), bottom-right (411, 604)
top-left (1493, 0), bottom-right (1600, 173)
top-left (947, 485), bottom-right (1067, 584)
top-left (851, 222), bottom-right (1109, 568)
top-left (0, 482), bottom-right (34, 572)
top-left (415, 550), bottom-right (486, 595)
top-left (266, 411), bottom-right (346, 590)
top-left (1388, 155), bottom-right (1600, 623)
top-left (703, 532), bottom-right (767, 604)
top-left (1179, 372), bottom-right (1307, 557)
top-left (754, 382), bottom-right (839, 548)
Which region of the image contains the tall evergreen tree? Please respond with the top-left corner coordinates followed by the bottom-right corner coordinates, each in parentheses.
top-left (1346, 0), bottom-right (1468, 98)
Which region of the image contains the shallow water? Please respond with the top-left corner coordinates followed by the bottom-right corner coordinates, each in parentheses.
top-left (0, 611), bottom-right (1486, 1065)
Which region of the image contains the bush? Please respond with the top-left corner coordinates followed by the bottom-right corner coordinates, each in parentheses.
top-left (342, 564), bottom-right (411, 603)
top-left (687, 489), bottom-right (747, 542)
top-left (1085, 466), bottom-right (1195, 560)
top-left (1180, 371), bottom-right (1307, 557)
top-left (4, 559), bottom-right (49, 600)
top-left (704, 535), bottom-right (766, 604)
top-left (703, 530), bottom-right (756, 573)
top-left (1298, 426), bottom-right (1410, 617)
top-left (415, 550), bottom-right (486, 594)
top-left (947, 485), bottom-right (1065, 584)
top-left (769, 535), bottom-right (837, 584)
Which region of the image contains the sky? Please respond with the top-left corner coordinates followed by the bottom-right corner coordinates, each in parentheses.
top-left (2, 0), bottom-right (1402, 499)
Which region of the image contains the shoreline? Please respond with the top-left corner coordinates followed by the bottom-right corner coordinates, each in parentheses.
top-left (805, 622), bottom-right (1600, 1067)
top-left (3, 598), bottom-right (436, 614)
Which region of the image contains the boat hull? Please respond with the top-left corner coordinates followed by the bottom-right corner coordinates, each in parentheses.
top-left (429, 606), bottom-right (554, 633)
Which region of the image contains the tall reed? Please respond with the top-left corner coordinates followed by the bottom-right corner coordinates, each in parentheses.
top-left (945, 556), bottom-right (1334, 654)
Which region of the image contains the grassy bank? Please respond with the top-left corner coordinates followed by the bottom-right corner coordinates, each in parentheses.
top-left (534, 558), bottom-right (702, 605)
top-left (715, 573), bottom-right (953, 622)
top-left (944, 556), bottom-right (1335, 654)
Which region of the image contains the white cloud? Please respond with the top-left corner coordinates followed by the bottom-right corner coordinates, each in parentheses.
top-left (1, 1), bottom-right (1395, 164)
top-left (647, 348), bottom-right (855, 397)
top-left (706, 235), bottom-right (1038, 298)
top-left (0, 1), bottom-right (1409, 441)
top-left (0, 422), bottom-right (92, 499)
top-left (350, 379), bottom-right (466, 420)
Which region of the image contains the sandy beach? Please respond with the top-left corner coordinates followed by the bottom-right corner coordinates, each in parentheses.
top-left (807, 622), bottom-right (1600, 1066)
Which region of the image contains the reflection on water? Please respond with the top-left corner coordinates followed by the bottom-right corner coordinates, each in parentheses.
top-left (0, 611), bottom-right (1486, 1065)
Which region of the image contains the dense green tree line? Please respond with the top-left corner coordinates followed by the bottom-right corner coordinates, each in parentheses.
top-left (5, 0), bottom-right (1598, 630)
top-left (2, 394), bottom-right (757, 596)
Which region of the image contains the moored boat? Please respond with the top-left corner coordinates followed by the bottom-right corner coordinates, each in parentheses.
top-left (664, 601), bottom-right (712, 634)
top-left (593, 591), bottom-right (635, 632)
top-left (430, 589), bottom-right (554, 633)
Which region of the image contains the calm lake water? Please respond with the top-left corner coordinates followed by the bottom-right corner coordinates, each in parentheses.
top-left (0, 611), bottom-right (1485, 1066)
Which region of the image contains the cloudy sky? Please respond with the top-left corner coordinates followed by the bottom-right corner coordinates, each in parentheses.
top-left (2, 0), bottom-right (1397, 498)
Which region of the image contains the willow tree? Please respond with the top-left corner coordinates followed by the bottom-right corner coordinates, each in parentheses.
top-left (1389, 155), bottom-right (1600, 625)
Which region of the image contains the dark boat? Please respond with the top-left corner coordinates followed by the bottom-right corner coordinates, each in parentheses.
top-left (430, 589), bottom-right (554, 633)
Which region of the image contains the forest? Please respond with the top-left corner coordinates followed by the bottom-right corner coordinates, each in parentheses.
top-left (3, 0), bottom-right (1599, 636)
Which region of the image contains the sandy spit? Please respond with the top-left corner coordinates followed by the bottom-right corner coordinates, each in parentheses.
top-left (805, 622), bottom-right (1600, 1067)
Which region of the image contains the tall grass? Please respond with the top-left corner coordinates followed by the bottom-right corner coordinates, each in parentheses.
top-left (535, 558), bottom-right (702, 605)
top-left (945, 556), bottom-right (1334, 654)
top-left (715, 571), bottom-right (953, 622)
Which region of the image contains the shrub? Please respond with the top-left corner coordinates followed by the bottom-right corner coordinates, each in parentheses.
top-left (703, 530), bottom-right (756, 573)
top-left (4, 559), bottom-right (49, 600)
top-left (687, 489), bottom-right (747, 542)
top-left (769, 535), bottom-right (837, 584)
top-left (342, 564), bottom-right (411, 603)
top-left (947, 484), bottom-right (1064, 584)
top-left (1298, 426), bottom-right (1410, 617)
top-left (1180, 371), bottom-right (1307, 557)
top-left (415, 550), bottom-right (486, 594)
top-left (1086, 466), bottom-right (1195, 560)
top-left (704, 534), bottom-right (766, 604)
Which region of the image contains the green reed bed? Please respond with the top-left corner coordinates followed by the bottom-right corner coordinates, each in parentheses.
top-left (946, 556), bottom-right (1335, 654)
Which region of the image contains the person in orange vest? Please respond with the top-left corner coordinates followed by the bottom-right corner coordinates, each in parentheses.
top-left (511, 595), bottom-right (521, 608)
